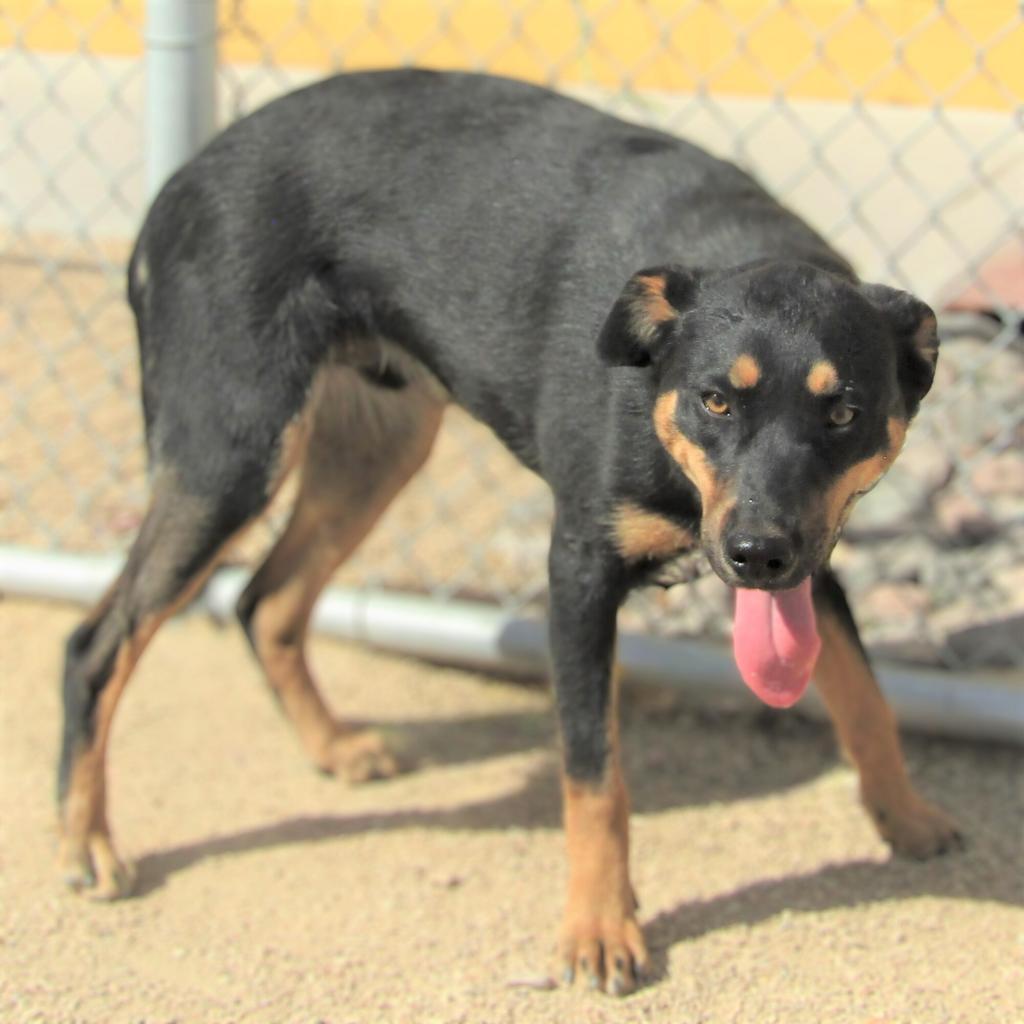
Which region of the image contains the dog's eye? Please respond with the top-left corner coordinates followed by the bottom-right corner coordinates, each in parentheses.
top-left (828, 403), bottom-right (858, 428)
top-left (702, 391), bottom-right (731, 417)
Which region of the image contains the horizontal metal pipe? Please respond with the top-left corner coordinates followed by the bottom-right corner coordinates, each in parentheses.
top-left (2, 546), bottom-right (1022, 745)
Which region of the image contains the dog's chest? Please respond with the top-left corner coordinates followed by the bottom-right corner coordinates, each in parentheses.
top-left (612, 502), bottom-right (706, 588)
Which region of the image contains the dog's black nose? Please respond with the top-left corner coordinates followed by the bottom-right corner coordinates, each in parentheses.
top-left (726, 532), bottom-right (796, 586)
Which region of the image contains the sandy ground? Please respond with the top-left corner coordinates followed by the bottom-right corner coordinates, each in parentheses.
top-left (1, 597), bottom-right (1022, 1024)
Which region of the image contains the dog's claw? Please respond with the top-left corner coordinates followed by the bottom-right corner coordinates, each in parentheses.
top-left (559, 912), bottom-right (647, 997)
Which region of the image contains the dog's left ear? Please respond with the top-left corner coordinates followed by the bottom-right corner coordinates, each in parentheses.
top-left (597, 265), bottom-right (700, 367)
top-left (860, 283), bottom-right (939, 417)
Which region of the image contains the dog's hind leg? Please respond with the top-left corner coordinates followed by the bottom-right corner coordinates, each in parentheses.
top-left (236, 360), bottom-right (444, 781)
top-left (812, 568), bottom-right (963, 858)
top-left (58, 463), bottom-right (270, 899)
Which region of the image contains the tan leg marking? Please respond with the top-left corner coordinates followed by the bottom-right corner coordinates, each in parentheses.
top-left (59, 621), bottom-right (156, 899)
top-left (60, 570), bottom-right (223, 897)
top-left (244, 365), bottom-right (444, 781)
top-left (60, 474), bottom-right (266, 899)
top-left (560, 670), bottom-right (647, 996)
top-left (814, 613), bottom-right (962, 858)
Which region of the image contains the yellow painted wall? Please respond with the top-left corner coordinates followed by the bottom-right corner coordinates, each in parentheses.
top-left (6, 0), bottom-right (1022, 110)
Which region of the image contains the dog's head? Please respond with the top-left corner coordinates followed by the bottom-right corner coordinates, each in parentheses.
top-left (598, 260), bottom-right (938, 590)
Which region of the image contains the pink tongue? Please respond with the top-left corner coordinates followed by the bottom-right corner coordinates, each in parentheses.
top-left (732, 579), bottom-right (820, 708)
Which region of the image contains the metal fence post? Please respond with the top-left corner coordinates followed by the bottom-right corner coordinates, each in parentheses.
top-left (145, 0), bottom-right (218, 200)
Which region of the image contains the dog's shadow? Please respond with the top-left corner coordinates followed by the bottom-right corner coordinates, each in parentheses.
top-left (132, 700), bottom-right (833, 891)
top-left (132, 697), bottom-right (1023, 971)
top-left (636, 837), bottom-right (1024, 987)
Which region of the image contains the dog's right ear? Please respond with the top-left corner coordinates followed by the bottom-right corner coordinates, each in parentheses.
top-left (596, 265), bottom-right (700, 367)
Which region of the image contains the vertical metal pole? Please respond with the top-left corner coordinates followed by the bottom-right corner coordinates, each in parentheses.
top-left (145, 0), bottom-right (218, 200)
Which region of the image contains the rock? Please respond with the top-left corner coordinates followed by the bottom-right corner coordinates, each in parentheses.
top-left (847, 477), bottom-right (920, 533)
top-left (929, 596), bottom-right (985, 634)
top-left (919, 338), bottom-right (1024, 459)
top-left (859, 582), bottom-right (931, 625)
top-left (970, 451), bottom-right (1024, 498)
top-left (891, 439), bottom-right (954, 495)
top-left (867, 636), bottom-right (944, 667)
top-left (828, 541), bottom-right (877, 591)
top-left (992, 564), bottom-right (1024, 612)
top-left (918, 550), bottom-right (972, 604)
top-left (877, 536), bottom-right (939, 585)
top-left (933, 491), bottom-right (998, 545)
top-left (945, 613), bottom-right (1024, 668)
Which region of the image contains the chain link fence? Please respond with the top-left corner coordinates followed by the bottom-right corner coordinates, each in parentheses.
top-left (3, 1), bottom-right (1023, 670)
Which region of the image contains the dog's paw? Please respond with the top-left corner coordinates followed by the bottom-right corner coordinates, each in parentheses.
top-left (559, 907), bottom-right (649, 996)
top-left (319, 727), bottom-right (401, 783)
top-left (59, 832), bottom-right (136, 900)
top-left (866, 791), bottom-right (965, 859)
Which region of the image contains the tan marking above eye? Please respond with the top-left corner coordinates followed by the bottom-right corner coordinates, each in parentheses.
top-left (807, 360), bottom-right (839, 396)
top-left (728, 353), bottom-right (760, 389)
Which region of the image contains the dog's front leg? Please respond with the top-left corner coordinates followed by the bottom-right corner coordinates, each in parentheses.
top-left (812, 569), bottom-right (963, 857)
top-left (548, 516), bottom-right (647, 995)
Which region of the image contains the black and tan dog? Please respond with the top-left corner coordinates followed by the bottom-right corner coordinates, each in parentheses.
top-left (60, 70), bottom-right (961, 995)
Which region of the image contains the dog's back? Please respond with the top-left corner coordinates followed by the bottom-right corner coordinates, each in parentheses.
top-left (131, 70), bottom-right (847, 468)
